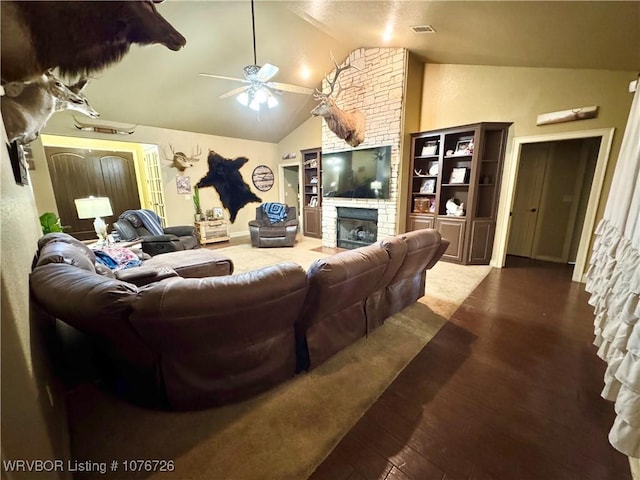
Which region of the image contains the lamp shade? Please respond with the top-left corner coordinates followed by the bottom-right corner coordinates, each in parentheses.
top-left (74, 197), bottom-right (113, 219)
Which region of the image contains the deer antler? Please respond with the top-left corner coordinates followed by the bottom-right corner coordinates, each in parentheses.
top-left (189, 144), bottom-right (202, 163)
top-left (314, 52), bottom-right (361, 101)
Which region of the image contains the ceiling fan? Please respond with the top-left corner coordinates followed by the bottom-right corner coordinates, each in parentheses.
top-left (198, 0), bottom-right (314, 110)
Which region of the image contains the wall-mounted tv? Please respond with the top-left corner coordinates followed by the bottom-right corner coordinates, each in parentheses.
top-left (322, 145), bottom-right (392, 199)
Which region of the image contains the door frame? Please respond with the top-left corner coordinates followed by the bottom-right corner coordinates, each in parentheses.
top-left (493, 127), bottom-right (615, 282)
top-left (278, 160), bottom-right (302, 225)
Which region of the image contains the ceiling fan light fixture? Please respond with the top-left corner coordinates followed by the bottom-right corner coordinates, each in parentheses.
top-left (201, 0), bottom-right (312, 111)
top-left (249, 95), bottom-right (261, 111)
top-left (237, 91), bottom-right (250, 106)
top-left (255, 87), bottom-right (268, 104)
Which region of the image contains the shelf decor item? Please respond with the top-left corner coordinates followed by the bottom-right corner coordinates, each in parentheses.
top-left (421, 142), bottom-right (438, 156)
top-left (449, 167), bottom-right (468, 184)
top-left (446, 198), bottom-right (465, 216)
top-left (420, 178), bottom-right (436, 193)
top-left (454, 136), bottom-right (474, 156)
top-left (428, 163), bottom-right (439, 176)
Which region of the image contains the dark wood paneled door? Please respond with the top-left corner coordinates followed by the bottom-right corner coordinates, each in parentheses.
top-left (45, 147), bottom-right (141, 240)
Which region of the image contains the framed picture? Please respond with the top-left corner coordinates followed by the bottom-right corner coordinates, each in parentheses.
top-left (420, 178), bottom-right (436, 193)
top-left (449, 167), bottom-right (468, 184)
top-left (421, 141), bottom-right (438, 156)
top-left (428, 198), bottom-right (436, 213)
top-left (213, 207), bottom-right (224, 220)
top-left (454, 136), bottom-right (474, 156)
top-left (176, 175), bottom-right (191, 194)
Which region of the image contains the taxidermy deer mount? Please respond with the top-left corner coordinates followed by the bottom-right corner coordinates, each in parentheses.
top-left (311, 54), bottom-right (366, 148)
top-left (1, 69), bottom-right (99, 144)
top-left (0, 0), bottom-right (186, 83)
top-left (165, 144), bottom-right (202, 172)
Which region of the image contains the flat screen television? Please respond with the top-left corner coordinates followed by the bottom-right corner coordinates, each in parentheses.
top-left (322, 145), bottom-right (392, 199)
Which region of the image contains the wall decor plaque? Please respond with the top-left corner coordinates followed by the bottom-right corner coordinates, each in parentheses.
top-left (252, 165), bottom-right (274, 192)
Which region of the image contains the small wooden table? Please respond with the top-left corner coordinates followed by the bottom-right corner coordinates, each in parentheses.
top-left (195, 220), bottom-right (230, 245)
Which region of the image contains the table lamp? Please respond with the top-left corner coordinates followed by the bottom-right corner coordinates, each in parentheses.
top-left (74, 196), bottom-right (113, 242)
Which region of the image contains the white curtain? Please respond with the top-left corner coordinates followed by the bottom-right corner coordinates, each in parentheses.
top-left (585, 77), bottom-right (640, 459)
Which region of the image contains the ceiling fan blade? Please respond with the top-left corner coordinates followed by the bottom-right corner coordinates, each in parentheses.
top-left (266, 81), bottom-right (314, 95)
top-left (256, 63), bottom-right (279, 82)
top-left (199, 73), bottom-right (249, 84)
top-left (219, 85), bottom-right (250, 99)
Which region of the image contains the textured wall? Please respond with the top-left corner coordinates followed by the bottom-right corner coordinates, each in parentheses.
top-left (419, 64), bottom-right (635, 227)
top-left (1, 114), bottom-right (71, 479)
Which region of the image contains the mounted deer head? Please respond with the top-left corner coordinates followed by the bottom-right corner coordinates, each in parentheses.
top-left (167, 144), bottom-right (202, 171)
top-left (1, 70), bottom-right (99, 144)
top-left (1, 0), bottom-right (186, 83)
top-left (311, 54), bottom-right (366, 148)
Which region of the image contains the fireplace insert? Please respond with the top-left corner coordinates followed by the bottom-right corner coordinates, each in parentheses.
top-left (336, 207), bottom-right (378, 249)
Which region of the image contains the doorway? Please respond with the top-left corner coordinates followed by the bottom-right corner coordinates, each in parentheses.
top-left (279, 162), bottom-right (301, 220)
top-left (494, 127), bottom-right (615, 282)
top-left (45, 146), bottom-right (142, 240)
top-left (507, 138), bottom-right (599, 263)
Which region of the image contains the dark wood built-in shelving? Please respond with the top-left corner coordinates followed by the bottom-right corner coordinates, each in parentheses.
top-left (407, 122), bottom-right (512, 264)
top-left (301, 147), bottom-right (322, 238)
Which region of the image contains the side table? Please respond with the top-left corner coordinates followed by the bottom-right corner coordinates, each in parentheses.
top-left (195, 220), bottom-right (230, 245)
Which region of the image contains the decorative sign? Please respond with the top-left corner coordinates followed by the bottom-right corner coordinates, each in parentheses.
top-left (536, 105), bottom-right (598, 126)
top-left (252, 165), bottom-right (274, 192)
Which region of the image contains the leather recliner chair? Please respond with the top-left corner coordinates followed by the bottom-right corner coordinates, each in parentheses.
top-left (249, 204), bottom-right (299, 248)
top-left (113, 210), bottom-right (198, 256)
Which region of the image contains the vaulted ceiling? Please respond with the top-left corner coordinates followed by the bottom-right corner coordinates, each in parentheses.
top-left (69, 1), bottom-right (640, 143)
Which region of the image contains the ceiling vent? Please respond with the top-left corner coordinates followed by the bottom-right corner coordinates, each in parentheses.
top-left (410, 25), bottom-right (436, 34)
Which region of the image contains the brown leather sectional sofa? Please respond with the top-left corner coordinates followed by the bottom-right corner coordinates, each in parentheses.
top-left (30, 230), bottom-right (448, 411)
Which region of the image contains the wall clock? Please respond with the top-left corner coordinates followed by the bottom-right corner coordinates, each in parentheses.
top-left (252, 165), bottom-right (274, 192)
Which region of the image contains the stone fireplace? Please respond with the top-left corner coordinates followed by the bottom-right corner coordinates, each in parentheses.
top-left (320, 47), bottom-right (413, 248)
top-left (336, 207), bottom-right (378, 249)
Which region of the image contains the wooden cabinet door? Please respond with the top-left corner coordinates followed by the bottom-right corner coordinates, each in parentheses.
top-left (436, 217), bottom-right (466, 263)
top-left (407, 215), bottom-right (434, 231)
top-left (303, 207), bottom-right (321, 238)
top-left (468, 220), bottom-right (495, 264)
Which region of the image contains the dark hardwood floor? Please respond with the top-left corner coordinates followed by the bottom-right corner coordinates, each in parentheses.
top-left (309, 256), bottom-right (631, 480)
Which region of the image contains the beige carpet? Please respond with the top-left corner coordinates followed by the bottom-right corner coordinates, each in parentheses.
top-left (66, 237), bottom-right (491, 480)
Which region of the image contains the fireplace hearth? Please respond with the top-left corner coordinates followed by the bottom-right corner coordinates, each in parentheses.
top-left (336, 207), bottom-right (378, 250)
